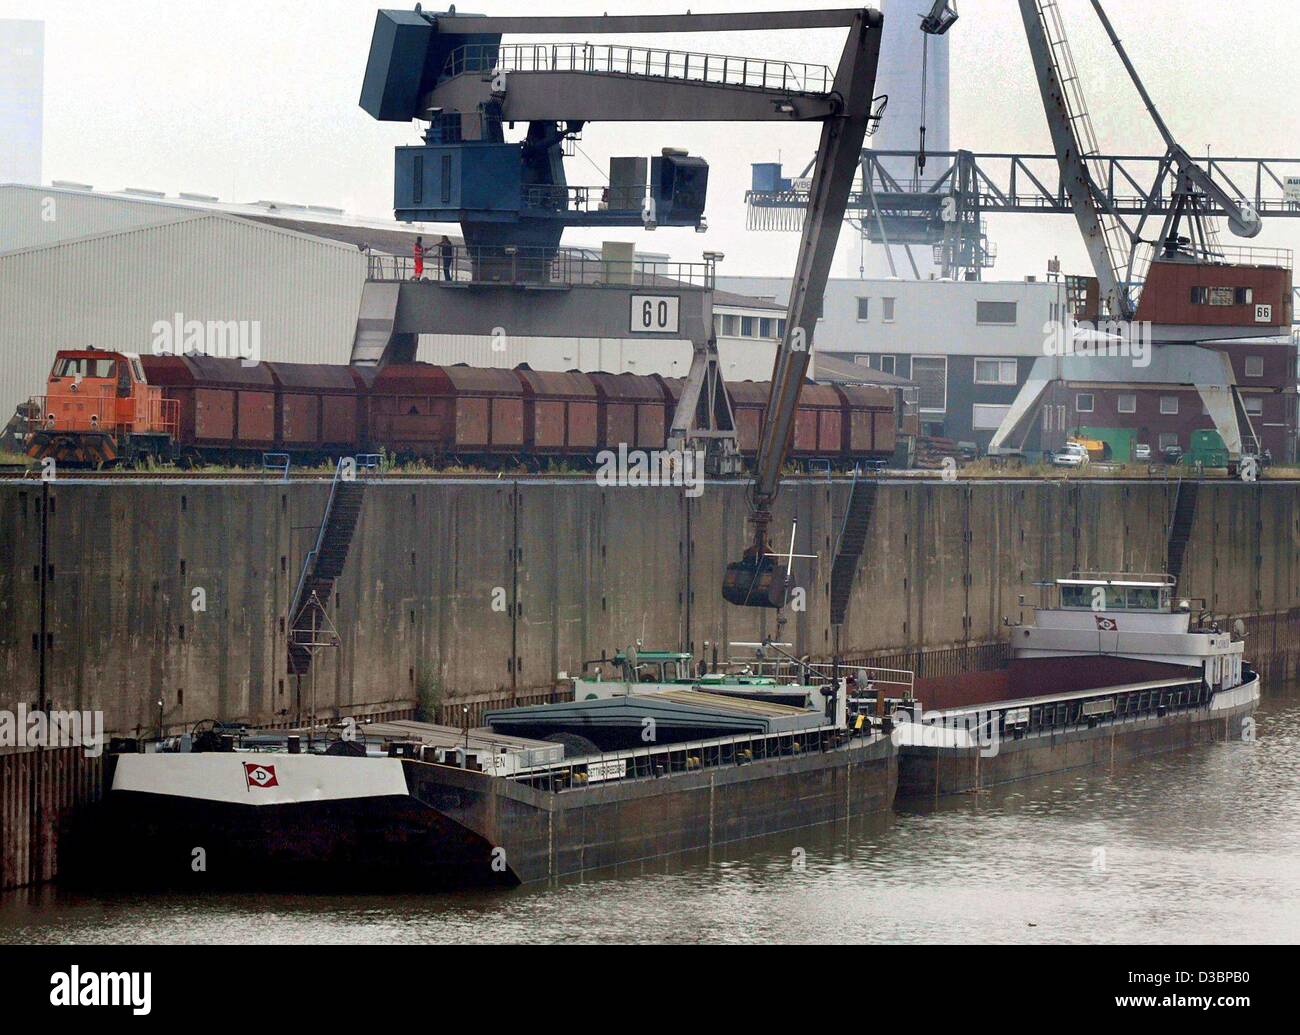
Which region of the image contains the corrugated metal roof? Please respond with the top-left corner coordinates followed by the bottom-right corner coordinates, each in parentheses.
top-left (0, 184), bottom-right (202, 255)
top-left (711, 288), bottom-right (787, 312)
top-left (815, 353), bottom-right (916, 386)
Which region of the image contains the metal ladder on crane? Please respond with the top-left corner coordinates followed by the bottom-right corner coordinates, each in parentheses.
top-left (1038, 1), bottom-right (1135, 287)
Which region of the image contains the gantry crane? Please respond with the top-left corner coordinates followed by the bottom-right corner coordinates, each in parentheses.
top-left (749, 0), bottom-right (1300, 287)
top-left (1018, 0), bottom-right (1264, 319)
top-left (361, 7), bottom-right (888, 482)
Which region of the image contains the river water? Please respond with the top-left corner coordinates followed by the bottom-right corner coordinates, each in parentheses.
top-left (2, 680), bottom-right (1297, 945)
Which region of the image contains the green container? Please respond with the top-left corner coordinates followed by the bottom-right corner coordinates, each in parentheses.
top-left (1079, 426), bottom-right (1135, 462)
top-left (1185, 429), bottom-right (1229, 467)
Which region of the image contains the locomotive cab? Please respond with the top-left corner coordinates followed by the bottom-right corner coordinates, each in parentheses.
top-left (26, 348), bottom-right (179, 466)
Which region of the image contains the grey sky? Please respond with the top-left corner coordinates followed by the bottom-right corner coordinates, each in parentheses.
top-left (7, 0), bottom-right (1299, 282)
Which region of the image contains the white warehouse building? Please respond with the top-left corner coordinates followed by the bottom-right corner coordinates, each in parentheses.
top-left (0, 184), bottom-right (370, 421)
top-left (0, 183), bottom-right (782, 424)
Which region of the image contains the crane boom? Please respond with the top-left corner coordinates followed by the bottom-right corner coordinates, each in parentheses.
top-left (1018, 0), bottom-right (1134, 318)
top-left (723, 8), bottom-right (885, 609)
top-left (1087, 0), bottom-right (1261, 240)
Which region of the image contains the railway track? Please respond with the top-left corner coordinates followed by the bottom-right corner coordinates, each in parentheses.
top-left (0, 466), bottom-right (1238, 486)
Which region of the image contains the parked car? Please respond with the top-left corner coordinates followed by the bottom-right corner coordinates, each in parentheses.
top-left (1162, 444), bottom-right (1184, 465)
top-left (1132, 443), bottom-right (1151, 461)
top-left (1052, 442), bottom-right (1091, 468)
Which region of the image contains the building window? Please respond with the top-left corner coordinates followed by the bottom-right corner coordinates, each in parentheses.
top-left (882, 297), bottom-right (896, 322)
top-left (1160, 396), bottom-right (1179, 415)
top-left (854, 355), bottom-right (873, 367)
top-left (1076, 393), bottom-right (1094, 413)
top-left (1117, 394), bottom-right (1137, 414)
top-left (880, 355), bottom-right (896, 375)
top-left (1244, 396), bottom-right (1264, 416)
top-left (1190, 286), bottom-right (1253, 306)
top-left (857, 297), bottom-right (870, 321)
top-left (972, 403), bottom-right (1012, 431)
top-left (974, 358), bottom-right (1018, 385)
top-left (759, 318), bottom-right (776, 339)
top-left (1159, 432), bottom-right (1179, 452)
top-left (1245, 355), bottom-right (1264, 378)
top-left (741, 316), bottom-right (756, 337)
top-left (976, 301), bottom-right (1018, 325)
top-left (911, 356), bottom-right (947, 412)
top-left (776, 319), bottom-right (787, 338)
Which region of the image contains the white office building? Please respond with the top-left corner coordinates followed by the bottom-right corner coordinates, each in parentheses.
top-left (719, 275), bottom-right (1070, 447)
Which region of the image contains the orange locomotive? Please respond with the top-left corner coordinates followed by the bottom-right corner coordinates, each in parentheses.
top-left (25, 348), bottom-right (179, 465)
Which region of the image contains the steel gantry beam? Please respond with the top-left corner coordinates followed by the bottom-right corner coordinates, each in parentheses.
top-left (748, 151), bottom-right (1300, 222)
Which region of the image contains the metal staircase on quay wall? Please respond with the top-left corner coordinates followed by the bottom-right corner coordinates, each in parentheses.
top-left (830, 473), bottom-right (878, 626)
top-left (1166, 479), bottom-right (1199, 585)
top-left (288, 459), bottom-right (370, 677)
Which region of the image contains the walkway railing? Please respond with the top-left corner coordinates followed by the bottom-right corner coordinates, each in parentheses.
top-left (441, 42), bottom-right (833, 94)
top-left (1162, 243), bottom-right (1293, 270)
top-left (522, 183), bottom-right (646, 213)
top-left (367, 245), bottom-right (716, 288)
top-left (510, 724), bottom-right (858, 793)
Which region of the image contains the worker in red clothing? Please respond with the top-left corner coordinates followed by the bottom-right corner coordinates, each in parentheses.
top-left (413, 236), bottom-right (425, 280)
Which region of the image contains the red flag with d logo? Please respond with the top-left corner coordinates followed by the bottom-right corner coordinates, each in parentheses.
top-left (243, 762), bottom-right (279, 790)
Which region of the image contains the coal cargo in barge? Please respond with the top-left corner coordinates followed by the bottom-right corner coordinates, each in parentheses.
top-left (72, 656), bottom-right (903, 891)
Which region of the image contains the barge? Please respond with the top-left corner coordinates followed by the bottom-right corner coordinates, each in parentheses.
top-left (73, 658), bottom-right (900, 891)
top-left (894, 572), bottom-right (1261, 799)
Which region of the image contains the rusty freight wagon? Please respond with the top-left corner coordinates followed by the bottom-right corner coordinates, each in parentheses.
top-left (369, 363), bottom-right (525, 462)
top-left (834, 384), bottom-right (898, 457)
top-left (588, 371), bottom-right (668, 451)
top-left (513, 368), bottom-right (599, 458)
top-left (138, 356), bottom-right (370, 463)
